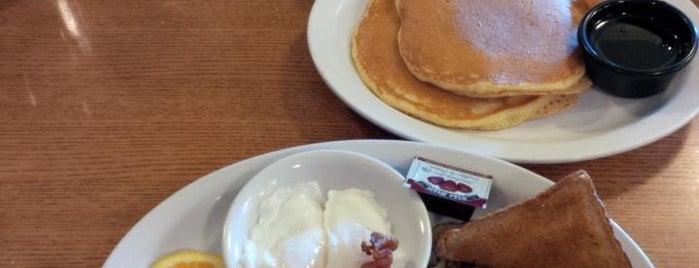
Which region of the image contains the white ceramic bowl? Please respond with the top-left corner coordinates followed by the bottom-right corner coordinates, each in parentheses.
top-left (222, 149), bottom-right (432, 267)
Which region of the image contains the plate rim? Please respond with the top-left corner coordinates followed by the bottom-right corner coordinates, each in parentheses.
top-left (306, 0), bottom-right (699, 164)
top-left (103, 139), bottom-right (654, 268)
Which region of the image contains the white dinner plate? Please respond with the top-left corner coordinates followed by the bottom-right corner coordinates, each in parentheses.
top-left (307, 0), bottom-right (699, 164)
top-left (103, 140), bottom-right (654, 268)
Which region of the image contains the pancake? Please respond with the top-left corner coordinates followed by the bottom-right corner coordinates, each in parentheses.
top-left (436, 171), bottom-right (632, 268)
top-left (352, 0), bottom-right (584, 130)
top-left (396, 0), bottom-right (593, 97)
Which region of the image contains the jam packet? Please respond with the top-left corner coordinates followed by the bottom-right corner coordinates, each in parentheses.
top-left (403, 157), bottom-right (493, 220)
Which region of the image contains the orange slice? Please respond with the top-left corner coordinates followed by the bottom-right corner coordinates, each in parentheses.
top-left (150, 250), bottom-right (225, 268)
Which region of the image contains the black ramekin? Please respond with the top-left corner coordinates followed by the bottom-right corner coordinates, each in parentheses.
top-left (578, 0), bottom-right (697, 98)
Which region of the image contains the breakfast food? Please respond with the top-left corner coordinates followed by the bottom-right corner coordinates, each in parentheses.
top-left (395, 0), bottom-right (593, 97)
top-left (243, 182), bottom-right (403, 268)
top-left (150, 250), bottom-right (224, 268)
top-left (435, 171), bottom-right (632, 267)
top-left (325, 188), bottom-right (404, 267)
top-left (243, 182), bottom-right (326, 267)
top-left (361, 232), bottom-right (400, 268)
top-left (352, 0), bottom-right (583, 130)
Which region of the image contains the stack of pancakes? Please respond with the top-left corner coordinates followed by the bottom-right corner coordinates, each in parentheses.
top-left (351, 0), bottom-right (595, 130)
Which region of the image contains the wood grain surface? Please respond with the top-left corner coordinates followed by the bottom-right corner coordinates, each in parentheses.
top-left (1, 1), bottom-right (698, 267)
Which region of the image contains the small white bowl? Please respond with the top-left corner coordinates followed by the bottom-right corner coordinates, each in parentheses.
top-left (222, 149), bottom-right (431, 267)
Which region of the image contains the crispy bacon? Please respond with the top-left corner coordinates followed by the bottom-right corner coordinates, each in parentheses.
top-left (360, 232), bottom-right (399, 268)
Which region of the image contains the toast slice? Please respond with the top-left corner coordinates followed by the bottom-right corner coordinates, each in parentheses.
top-left (436, 171), bottom-right (632, 268)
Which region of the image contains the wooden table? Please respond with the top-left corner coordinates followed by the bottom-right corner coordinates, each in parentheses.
top-left (1, 1), bottom-right (698, 267)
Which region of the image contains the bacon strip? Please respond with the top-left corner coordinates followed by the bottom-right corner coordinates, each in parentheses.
top-left (360, 232), bottom-right (399, 268)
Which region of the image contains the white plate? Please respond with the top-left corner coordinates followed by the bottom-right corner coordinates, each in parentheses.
top-left (223, 149), bottom-right (431, 267)
top-left (307, 0), bottom-right (699, 164)
top-left (103, 140), bottom-right (654, 268)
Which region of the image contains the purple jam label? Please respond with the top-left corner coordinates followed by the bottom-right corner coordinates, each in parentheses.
top-left (402, 157), bottom-right (493, 209)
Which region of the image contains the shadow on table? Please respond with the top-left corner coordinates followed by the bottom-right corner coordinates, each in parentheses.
top-left (523, 120), bottom-right (693, 200)
top-left (0, 0), bottom-right (22, 9)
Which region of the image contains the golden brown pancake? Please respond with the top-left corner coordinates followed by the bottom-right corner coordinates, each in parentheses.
top-left (352, 0), bottom-right (584, 130)
top-left (396, 0), bottom-right (592, 97)
top-left (436, 171), bottom-right (632, 268)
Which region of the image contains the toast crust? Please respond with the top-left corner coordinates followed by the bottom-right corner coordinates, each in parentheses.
top-left (436, 171), bottom-right (632, 268)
